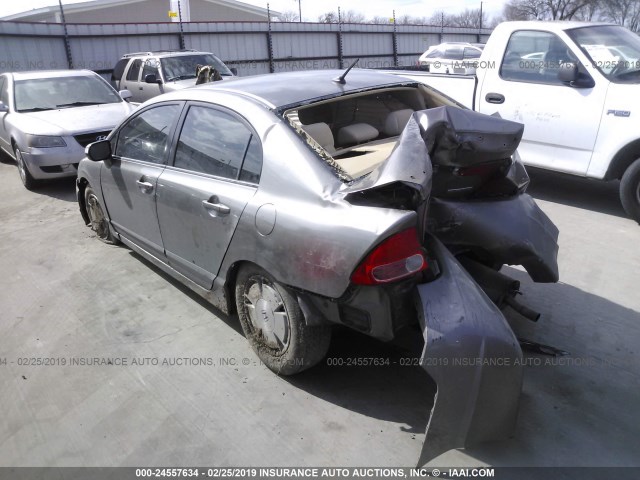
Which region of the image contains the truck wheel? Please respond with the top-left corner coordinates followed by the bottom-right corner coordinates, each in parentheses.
top-left (235, 265), bottom-right (331, 375)
top-left (620, 158), bottom-right (640, 224)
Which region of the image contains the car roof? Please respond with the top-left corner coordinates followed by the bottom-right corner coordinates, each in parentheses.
top-left (192, 69), bottom-right (418, 110)
top-left (122, 50), bottom-right (212, 59)
top-left (9, 69), bottom-right (98, 80)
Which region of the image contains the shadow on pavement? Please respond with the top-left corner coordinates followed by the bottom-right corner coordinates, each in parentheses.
top-left (35, 177), bottom-right (77, 202)
top-left (527, 167), bottom-right (626, 218)
top-left (125, 242), bottom-right (639, 467)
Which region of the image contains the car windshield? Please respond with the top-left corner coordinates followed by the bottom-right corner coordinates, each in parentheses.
top-left (14, 75), bottom-right (121, 112)
top-left (567, 25), bottom-right (640, 83)
top-left (161, 54), bottom-right (232, 82)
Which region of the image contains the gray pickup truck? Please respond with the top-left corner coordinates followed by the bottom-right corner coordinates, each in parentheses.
top-left (111, 49), bottom-right (236, 103)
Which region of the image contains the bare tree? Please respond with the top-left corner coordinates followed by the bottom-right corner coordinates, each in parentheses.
top-left (600, 0), bottom-right (640, 30)
top-left (427, 10), bottom-right (456, 27)
top-left (317, 11), bottom-right (339, 23)
top-left (276, 10), bottom-right (300, 22)
top-left (369, 15), bottom-right (392, 24)
top-left (450, 8), bottom-right (488, 28)
top-left (503, 0), bottom-right (548, 20)
top-left (341, 10), bottom-right (366, 23)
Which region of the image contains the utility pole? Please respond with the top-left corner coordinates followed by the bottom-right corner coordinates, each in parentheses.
top-left (296, 0), bottom-right (302, 22)
top-left (479, 1), bottom-right (483, 31)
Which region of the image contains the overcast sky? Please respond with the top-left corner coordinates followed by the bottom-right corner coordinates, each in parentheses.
top-left (3, 0), bottom-right (507, 21)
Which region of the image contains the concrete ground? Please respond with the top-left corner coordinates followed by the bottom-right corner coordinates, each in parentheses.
top-left (0, 157), bottom-right (638, 468)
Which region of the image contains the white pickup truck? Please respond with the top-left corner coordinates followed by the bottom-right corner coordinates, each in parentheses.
top-left (388, 21), bottom-right (640, 223)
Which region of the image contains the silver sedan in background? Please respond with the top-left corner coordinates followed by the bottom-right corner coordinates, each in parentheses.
top-left (0, 69), bottom-right (136, 189)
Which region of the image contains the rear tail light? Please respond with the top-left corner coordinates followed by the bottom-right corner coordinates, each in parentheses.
top-left (351, 227), bottom-right (428, 285)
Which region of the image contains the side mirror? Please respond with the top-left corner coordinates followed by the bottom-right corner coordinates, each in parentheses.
top-left (230, 67), bottom-right (238, 76)
top-left (119, 89), bottom-right (132, 100)
top-left (144, 74), bottom-right (162, 84)
top-left (86, 139), bottom-right (112, 161)
top-left (558, 62), bottom-right (578, 83)
top-left (558, 62), bottom-right (595, 88)
top-left (0, 102), bottom-right (9, 113)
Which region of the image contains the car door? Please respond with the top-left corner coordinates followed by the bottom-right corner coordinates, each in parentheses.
top-left (137, 58), bottom-right (163, 102)
top-left (156, 102), bottom-right (262, 289)
top-left (100, 102), bottom-right (184, 258)
top-left (119, 58), bottom-right (143, 103)
top-left (477, 29), bottom-right (606, 175)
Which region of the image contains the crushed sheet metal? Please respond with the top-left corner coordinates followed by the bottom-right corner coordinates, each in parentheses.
top-left (415, 238), bottom-right (524, 465)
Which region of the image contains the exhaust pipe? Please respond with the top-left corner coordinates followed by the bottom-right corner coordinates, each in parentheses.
top-left (505, 295), bottom-right (541, 322)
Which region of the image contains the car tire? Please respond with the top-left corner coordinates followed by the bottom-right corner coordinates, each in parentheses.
top-left (235, 265), bottom-right (331, 375)
top-left (14, 146), bottom-right (40, 190)
top-left (620, 158), bottom-right (640, 224)
top-left (84, 185), bottom-right (119, 244)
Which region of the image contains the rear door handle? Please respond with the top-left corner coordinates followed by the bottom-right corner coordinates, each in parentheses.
top-left (485, 92), bottom-right (505, 104)
top-left (139, 86), bottom-right (144, 90)
top-left (136, 179), bottom-right (154, 193)
top-left (202, 197), bottom-right (230, 216)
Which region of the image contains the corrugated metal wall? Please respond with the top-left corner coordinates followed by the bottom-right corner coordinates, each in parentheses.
top-left (0, 20), bottom-right (493, 77)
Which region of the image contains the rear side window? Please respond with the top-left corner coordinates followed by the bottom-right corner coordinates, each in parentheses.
top-left (0, 77), bottom-right (7, 106)
top-left (126, 59), bottom-right (142, 81)
top-left (111, 59), bottom-right (128, 83)
top-left (174, 105), bottom-right (262, 183)
top-left (464, 47), bottom-right (481, 59)
top-left (115, 104), bottom-right (181, 164)
top-left (444, 47), bottom-right (464, 60)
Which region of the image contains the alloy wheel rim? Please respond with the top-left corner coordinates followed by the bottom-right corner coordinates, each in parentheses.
top-left (86, 193), bottom-right (109, 239)
top-left (243, 276), bottom-right (290, 353)
top-left (16, 150), bottom-right (26, 185)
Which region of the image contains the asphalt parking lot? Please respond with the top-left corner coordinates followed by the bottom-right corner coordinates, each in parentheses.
top-left (0, 156), bottom-right (638, 468)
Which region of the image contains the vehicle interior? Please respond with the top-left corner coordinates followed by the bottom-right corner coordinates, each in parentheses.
top-left (286, 86), bottom-right (455, 179)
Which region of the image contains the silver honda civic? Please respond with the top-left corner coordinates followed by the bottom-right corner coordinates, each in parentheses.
top-left (0, 69), bottom-right (136, 189)
top-left (77, 69), bottom-right (559, 464)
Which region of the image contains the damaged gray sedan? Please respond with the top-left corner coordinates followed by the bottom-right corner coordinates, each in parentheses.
top-left (77, 69), bottom-right (559, 464)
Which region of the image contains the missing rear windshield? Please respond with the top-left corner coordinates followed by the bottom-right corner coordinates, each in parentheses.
top-left (284, 86), bottom-right (456, 182)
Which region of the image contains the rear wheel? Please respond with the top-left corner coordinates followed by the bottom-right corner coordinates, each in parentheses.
top-left (84, 185), bottom-right (119, 244)
top-left (235, 265), bottom-right (331, 375)
top-left (14, 146), bottom-right (39, 190)
top-left (620, 158), bottom-right (640, 224)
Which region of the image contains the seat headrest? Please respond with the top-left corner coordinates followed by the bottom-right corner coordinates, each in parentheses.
top-left (302, 122), bottom-right (335, 153)
top-left (383, 109), bottom-right (414, 136)
top-left (337, 123), bottom-right (379, 147)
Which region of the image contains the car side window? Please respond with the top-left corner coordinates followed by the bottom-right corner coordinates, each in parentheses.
top-left (0, 77), bottom-right (7, 106)
top-left (174, 105), bottom-right (262, 183)
top-left (445, 47), bottom-right (464, 60)
top-left (126, 59), bottom-right (142, 82)
top-left (115, 104), bottom-right (181, 164)
top-left (142, 59), bottom-right (160, 81)
top-left (500, 30), bottom-right (578, 84)
top-left (111, 59), bottom-right (128, 85)
top-left (464, 48), bottom-right (481, 59)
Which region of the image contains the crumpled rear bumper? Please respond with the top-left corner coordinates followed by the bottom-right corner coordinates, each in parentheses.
top-left (414, 238), bottom-right (524, 465)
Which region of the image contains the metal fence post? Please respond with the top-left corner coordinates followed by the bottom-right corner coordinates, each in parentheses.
top-left (177, 0), bottom-right (186, 49)
top-left (58, 0), bottom-right (74, 69)
top-left (267, 4), bottom-right (275, 73)
top-left (337, 7), bottom-right (344, 69)
top-left (392, 10), bottom-right (398, 67)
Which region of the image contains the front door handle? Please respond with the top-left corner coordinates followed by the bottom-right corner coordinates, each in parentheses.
top-left (485, 92), bottom-right (505, 104)
top-left (202, 197), bottom-right (230, 216)
top-left (136, 179), bottom-right (154, 193)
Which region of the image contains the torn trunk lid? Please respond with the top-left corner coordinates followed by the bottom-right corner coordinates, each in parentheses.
top-left (341, 105), bottom-right (524, 204)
